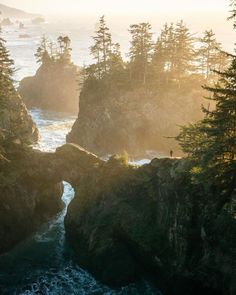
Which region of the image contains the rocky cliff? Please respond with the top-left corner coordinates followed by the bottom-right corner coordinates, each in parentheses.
top-left (0, 89), bottom-right (62, 254)
top-left (67, 86), bottom-right (205, 158)
top-left (1, 135), bottom-right (235, 294)
top-left (0, 91), bottom-right (38, 144)
top-left (0, 143), bottom-right (103, 255)
top-left (18, 62), bottom-right (80, 114)
top-left (0, 143), bottom-right (64, 254)
top-left (64, 154), bottom-right (236, 295)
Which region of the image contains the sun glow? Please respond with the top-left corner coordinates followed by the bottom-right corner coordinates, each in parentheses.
top-left (0, 0), bottom-right (228, 15)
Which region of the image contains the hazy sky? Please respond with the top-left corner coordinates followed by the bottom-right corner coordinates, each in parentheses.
top-left (1, 0), bottom-right (235, 53)
top-left (0, 0), bottom-right (230, 15)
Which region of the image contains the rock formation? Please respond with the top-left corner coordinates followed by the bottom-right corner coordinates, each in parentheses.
top-left (18, 62), bottom-right (80, 114)
top-left (1, 134), bottom-right (235, 294)
top-left (67, 87), bottom-right (205, 158)
top-left (0, 143), bottom-right (102, 255)
top-left (0, 144), bottom-right (64, 254)
top-left (0, 91), bottom-right (38, 145)
top-left (0, 91), bottom-right (58, 254)
top-left (63, 153), bottom-right (236, 295)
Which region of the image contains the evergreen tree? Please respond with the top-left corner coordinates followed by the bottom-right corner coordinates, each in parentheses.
top-left (197, 30), bottom-right (229, 80)
top-left (108, 43), bottom-right (125, 84)
top-left (173, 20), bottom-right (195, 83)
top-left (176, 50), bottom-right (236, 209)
top-left (228, 0), bottom-right (236, 28)
top-left (151, 21), bottom-right (195, 88)
top-left (151, 23), bottom-right (176, 88)
top-left (129, 22), bottom-right (153, 86)
top-left (57, 35), bottom-right (72, 63)
top-left (35, 36), bottom-right (51, 64)
top-left (90, 16), bottom-right (112, 79)
top-left (0, 31), bottom-right (15, 108)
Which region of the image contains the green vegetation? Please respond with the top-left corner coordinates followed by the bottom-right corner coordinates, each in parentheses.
top-left (176, 7), bottom-right (236, 211)
top-left (35, 35), bottom-right (72, 66)
top-left (83, 17), bottom-right (229, 95)
top-left (0, 29), bottom-right (15, 108)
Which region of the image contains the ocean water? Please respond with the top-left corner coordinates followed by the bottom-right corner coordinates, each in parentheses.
top-left (1, 19), bottom-right (130, 81)
top-left (0, 109), bottom-right (160, 295)
top-left (1, 16), bottom-right (234, 82)
top-left (0, 20), bottom-right (160, 294)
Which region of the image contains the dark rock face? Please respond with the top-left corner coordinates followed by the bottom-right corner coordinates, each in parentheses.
top-left (64, 156), bottom-right (236, 294)
top-left (0, 143), bottom-right (103, 254)
top-left (67, 87), bottom-right (205, 157)
top-left (0, 137), bottom-right (235, 294)
top-left (0, 145), bottom-right (64, 254)
top-left (18, 63), bottom-right (80, 114)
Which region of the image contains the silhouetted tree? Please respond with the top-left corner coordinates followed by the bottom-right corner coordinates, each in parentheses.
top-left (129, 22), bottom-right (153, 86)
top-left (0, 30), bottom-right (15, 108)
top-left (151, 23), bottom-right (176, 87)
top-left (90, 16), bottom-right (112, 79)
top-left (177, 49), bottom-right (236, 210)
top-left (173, 20), bottom-right (195, 83)
top-left (197, 30), bottom-right (229, 80)
top-left (35, 36), bottom-right (51, 64)
top-left (228, 0), bottom-right (236, 28)
top-left (57, 35), bottom-right (72, 63)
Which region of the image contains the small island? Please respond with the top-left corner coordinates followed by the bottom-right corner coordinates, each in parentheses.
top-left (67, 17), bottom-right (229, 157)
top-left (19, 36), bottom-right (80, 114)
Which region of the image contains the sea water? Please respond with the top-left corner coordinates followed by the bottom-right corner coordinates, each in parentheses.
top-left (0, 109), bottom-right (160, 295)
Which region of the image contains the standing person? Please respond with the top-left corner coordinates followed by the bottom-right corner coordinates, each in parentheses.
top-left (170, 150), bottom-right (173, 158)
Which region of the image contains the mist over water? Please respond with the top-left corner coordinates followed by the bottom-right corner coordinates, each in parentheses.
top-left (1, 13), bottom-right (235, 82)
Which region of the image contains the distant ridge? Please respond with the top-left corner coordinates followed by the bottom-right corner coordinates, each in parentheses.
top-left (0, 3), bottom-right (40, 18)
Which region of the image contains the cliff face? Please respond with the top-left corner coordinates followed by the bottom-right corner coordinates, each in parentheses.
top-left (0, 143), bottom-right (103, 255)
top-left (0, 91), bottom-right (38, 144)
top-left (18, 62), bottom-right (80, 114)
top-left (0, 89), bottom-right (62, 254)
top-left (67, 86), bottom-right (205, 158)
top-left (64, 156), bottom-right (236, 294)
top-left (0, 144), bottom-right (64, 254)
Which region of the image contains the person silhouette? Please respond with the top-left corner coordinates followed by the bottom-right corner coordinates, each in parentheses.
top-left (170, 150), bottom-right (173, 158)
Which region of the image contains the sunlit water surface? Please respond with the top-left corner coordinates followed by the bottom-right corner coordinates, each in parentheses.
top-left (0, 109), bottom-right (160, 295)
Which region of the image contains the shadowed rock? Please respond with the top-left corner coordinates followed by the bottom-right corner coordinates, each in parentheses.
top-left (1, 141), bottom-right (235, 295)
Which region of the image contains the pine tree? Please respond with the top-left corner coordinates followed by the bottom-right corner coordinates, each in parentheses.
top-left (176, 49), bottom-right (236, 209)
top-left (197, 30), bottom-right (229, 80)
top-left (35, 36), bottom-right (51, 64)
top-left (173, 20), bottom-right (195, 83)
top-left (228, 0), bottom-right (236, 28)
top-left (0, 31), bottom-right (15, 109)
top-left (151, 21), bottom-right (196, 88)
top-left (108, 43), bottom-right (125, 84)
top-left (90, 16), bottom-right (112, 79)
top-left (129, 22), bottom-right (153, 86)
top-left (57, 35), bottom-right (72, 63)
top-left (151, 23), bottom-right (176, 88)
